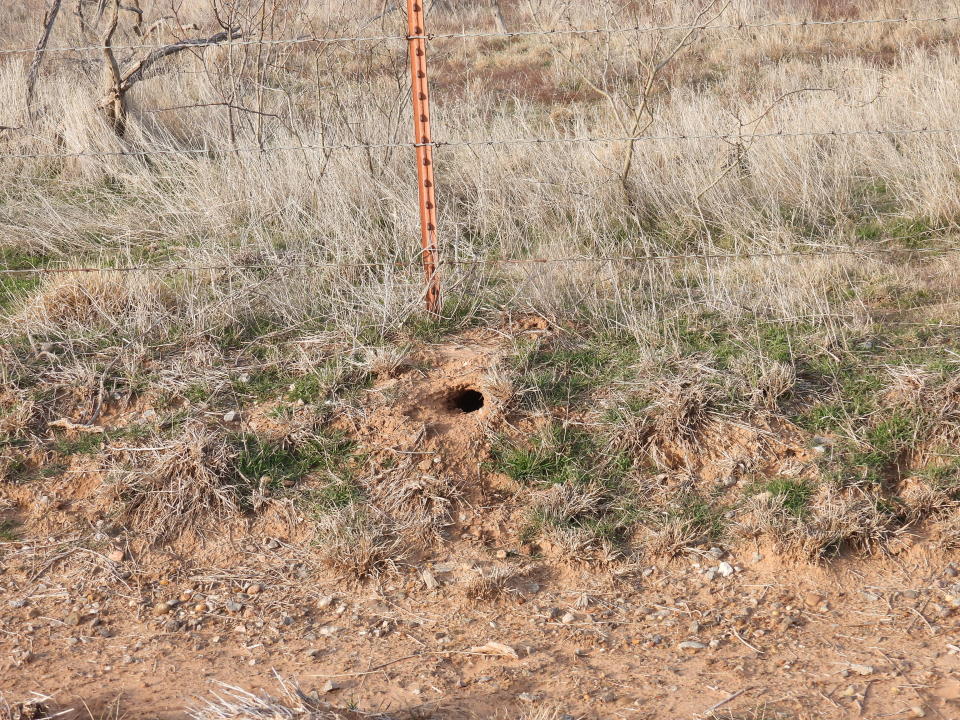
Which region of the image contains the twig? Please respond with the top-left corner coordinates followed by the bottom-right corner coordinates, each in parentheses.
top-left (694, 687), bottom-right (751, 718)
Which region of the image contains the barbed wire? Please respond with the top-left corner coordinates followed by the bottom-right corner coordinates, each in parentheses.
top-left (2, 125), bottom-right (956, 162)
top-left (0, 13), bottom-right (956, 57)
top-left (0, 244), bottom-right (956, 277)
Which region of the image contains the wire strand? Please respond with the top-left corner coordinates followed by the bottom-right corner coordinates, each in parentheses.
top-left (2, 126), bottom-right (956, 161)
top-left (0, 14), bottom-right (956, 56)
top-left (1, 245), bottom-right (956, 276)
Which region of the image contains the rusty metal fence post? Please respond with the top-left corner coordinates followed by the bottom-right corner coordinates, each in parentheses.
top-left (407, 0), bottom-right (441, 314)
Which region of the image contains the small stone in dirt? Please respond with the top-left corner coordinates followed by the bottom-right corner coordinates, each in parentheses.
top-left (321, 680), bottom-right (341, 694)
top-left (225, 601), bottom-right (243, 613)
top-left (223, 410), bottom-right (241, 423)
top-left (107, 550), bottom-right (125, 563)
top-left (910, 706), bottom-right (926, 718)
top-left (153, 603), bottom-right (171, 616)
top-left (319, 625), bottom-right (340, 636)
top-left (518, 693), bottom-right (542, 702)
top-left (421, 570), bottom-right (439, 591)
top-left (495, 550), bottom-right (508, 560)
top-left (678, 641), bottom-right (707, 651)
top-left (263, 538), bottom-right (280, 550)
top-left (717, 562), bottom-right (735, 578)
top-left (849, 663), bottom-right (874, 676)
top-left (306, 648), bottom-right (322, 658)
top-left (246, 584), bottom-right (263, 595)
top-left (561, 612), bottom-right (576, 624)
top-left (708, 547), bottom-right (725, 560)
top-left (317, 595), bottom-right (336, 609)
top-left (8, 598), bottom-right (27, 609)
top-left (64, 612), bottom-right (81, 626)
top-left (804, 593), bottom-right (823, 608)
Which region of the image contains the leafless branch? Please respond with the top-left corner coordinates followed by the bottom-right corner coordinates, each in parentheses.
top-left (26, 0), bottom-right (64, 121)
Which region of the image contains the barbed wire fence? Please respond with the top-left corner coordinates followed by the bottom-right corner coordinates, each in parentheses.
top-left (1, 3), bottom-right (959, 316)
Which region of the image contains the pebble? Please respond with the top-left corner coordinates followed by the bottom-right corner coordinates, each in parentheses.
top-left (318, 595), bottom-right (336, 609)
top-left (8, 598), bottom-right (26, 609)
top-left (321, 680), bottom-right (341, 694)
top-left (717, 562), bottom-right (735, 578)
top-left (560, 612), bottom-right (576, 624)
top-left (306, 648), bottom-right (322, 658)
top-left (225, 601), bottom-right (243, 613)
top-left (64, 612), bottom-right (81, 626)
top-left (246, 584), bottom-right (263, 595)
top-left (495, 550), bottom-right (508, 559)
top-left (153, 603), bottom-right (171, 616)
top-left (910, 706), bottom-right (926, 718)
top-left (107, 550), bottom-right (125, 563)
top-left (223, 410), bottom-right (241, 423)
top-left (678, 641), bottom-right (707, 651)
top-left (849, 663), bottom-right (874, 676)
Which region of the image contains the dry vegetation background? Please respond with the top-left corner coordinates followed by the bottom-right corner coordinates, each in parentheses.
top-left (4, 0), bottom-right (960, 717)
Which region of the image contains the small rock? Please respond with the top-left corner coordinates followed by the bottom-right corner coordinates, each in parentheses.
top-left (421, 570), bottom-right (439, 591)
top-left (8, 598), bottom-right (27, 609)
top-left (678, 641), bottom-right (707, 651)
top-left (560, 612), bottom-right (576, 624)
top-left (495, 550), bottom-right (508, 560)
top-left (321, 680), bottom-right (341, 694)
top-left (518, 692), bottom-right (542, 702)
top-left (803, 593), bottom-right (823, 608)
top-left (223, 410), bottom-right (241, 423)
top-left (263, 537), bottom-right (280, 550)
top-left (64, 612), bottom-right (82, 626)
top-left (849, 663), bottom-right (874, 676)
top-left (246, 584), bottom-right (263, 595)
top-left (717, 562), bottom-right (735, 578)
top-left (707, 547), bottom-right (725, 560)
top-left (317, 595), bottom-right (336, 609)
top-left (107, 550), bottom-right (125, 563)
top-left (306, 648), bottom-right (322, 658)
top-left (225, 601), bottom-right (243, 613)
top-left (910, 706), bottom-right (926, 718)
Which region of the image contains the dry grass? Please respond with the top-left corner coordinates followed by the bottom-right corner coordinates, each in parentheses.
top-left (108, 423), bottom-right (242, 543)
top-left (1, 0), bottom-right (960, 569)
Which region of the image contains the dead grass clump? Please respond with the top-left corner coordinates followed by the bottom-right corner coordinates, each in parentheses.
top-left (789, 486), bottom-right (902, 559)
top-left (0, 699), bottom-right (51, 720)
top-left (313, 503), bottom-right (406, 579)
top-left (462, 564), bottom-right (529, 602)
top-left (189, 681), bottom-right (371, 720)
top-left (15, 272), bottom-right (175, 335)
top-left (109, 424), bottom-right (242, 543)
top-left (632, 373), bottom-right (720, 468)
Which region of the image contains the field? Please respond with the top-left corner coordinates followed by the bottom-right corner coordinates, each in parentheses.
top-left (3, 1), bottom-right (960, 718)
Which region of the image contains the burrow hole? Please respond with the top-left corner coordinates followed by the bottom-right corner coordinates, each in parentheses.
top-left (449, 387), bottom-right (485, 414)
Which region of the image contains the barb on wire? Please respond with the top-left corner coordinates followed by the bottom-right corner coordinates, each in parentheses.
top-left (3, 126), bottom-right (957, 162)
top-left (0, 14), bottom-right (956, 57)
top-left (0, 244), bottom-right (956, 277)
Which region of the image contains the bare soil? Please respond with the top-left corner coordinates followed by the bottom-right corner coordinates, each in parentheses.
top-left (3, 332), bottom-right (960, 719)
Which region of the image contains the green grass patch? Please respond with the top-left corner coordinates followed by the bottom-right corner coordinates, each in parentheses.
top-left (757, 477), bottom-right (814, 517)
top-left (232, 431), bottom-right (359, 506)
top-left (0, 248), bottom-right (47, 313)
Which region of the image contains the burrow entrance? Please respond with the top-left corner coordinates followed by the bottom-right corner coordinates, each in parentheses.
top-left (449, 387), bottom-right (485, 414)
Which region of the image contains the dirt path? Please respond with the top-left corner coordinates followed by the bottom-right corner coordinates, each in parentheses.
top-left (4, 536), bottom-right (960, 720)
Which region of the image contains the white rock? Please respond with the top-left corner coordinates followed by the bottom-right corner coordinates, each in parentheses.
top-left (717, 561), bottom-right (735, 578)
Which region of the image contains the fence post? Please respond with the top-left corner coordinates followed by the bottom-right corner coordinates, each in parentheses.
top-left (406, 0), bottom-right (441, 315)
